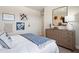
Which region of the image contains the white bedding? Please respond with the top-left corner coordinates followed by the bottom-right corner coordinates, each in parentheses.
top-left (0, 35), bottom-right (59, 53)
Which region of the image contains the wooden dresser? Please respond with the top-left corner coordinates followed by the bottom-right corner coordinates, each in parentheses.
top-left (46, 28), bottom-right (75, 50)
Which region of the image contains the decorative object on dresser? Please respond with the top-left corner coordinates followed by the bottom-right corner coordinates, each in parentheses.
top-left (46, 28), bottom-right (75, 51)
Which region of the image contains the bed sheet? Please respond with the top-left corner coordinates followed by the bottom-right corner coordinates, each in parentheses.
top-left (0, 35), bottom-right (59, 53)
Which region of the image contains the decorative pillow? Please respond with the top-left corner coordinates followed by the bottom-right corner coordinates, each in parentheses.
top-left (0, 32), bottom-right (12, 49)
top-left (0, 32), bottom-right (4, 36)
top-left (0, 39), bottom-right (10, 49)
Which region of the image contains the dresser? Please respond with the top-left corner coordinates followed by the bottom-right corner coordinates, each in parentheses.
top-left (46, 28), bottom-right (75, 50)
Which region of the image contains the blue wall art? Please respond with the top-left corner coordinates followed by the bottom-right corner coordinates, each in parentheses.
top-left (16, 22), bottom-right (25, 30)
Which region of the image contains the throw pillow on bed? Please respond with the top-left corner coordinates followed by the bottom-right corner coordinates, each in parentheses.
top-left (0, 32), bottom-right (12, 49)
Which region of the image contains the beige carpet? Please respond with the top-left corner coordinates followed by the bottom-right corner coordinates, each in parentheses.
top-left (58, 46), bottom-right (72, 53)
top-left (58, 46), bottom-right (79, 53)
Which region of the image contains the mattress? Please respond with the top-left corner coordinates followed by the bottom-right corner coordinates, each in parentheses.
top-left (0, 35), bottom-right (59, 53)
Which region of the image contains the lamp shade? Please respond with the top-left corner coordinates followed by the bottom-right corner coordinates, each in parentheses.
top-left (65, 16), bottom-right (75, 22)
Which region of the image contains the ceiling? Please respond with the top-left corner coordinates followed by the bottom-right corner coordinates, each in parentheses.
top-left (27, 6), bottom-right (61, 12)
top-left (27, 6), bottom-right (46, 12)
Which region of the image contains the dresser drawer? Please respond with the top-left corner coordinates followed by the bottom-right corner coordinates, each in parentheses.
top-left (45, 29), bottom-right (75, 50)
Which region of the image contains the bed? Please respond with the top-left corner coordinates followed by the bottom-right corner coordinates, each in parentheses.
top-left (0, 33), bottom-right (59, 53)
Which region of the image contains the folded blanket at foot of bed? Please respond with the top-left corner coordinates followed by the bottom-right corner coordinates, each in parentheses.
top-left (20, 33), bottom-right (52, 46)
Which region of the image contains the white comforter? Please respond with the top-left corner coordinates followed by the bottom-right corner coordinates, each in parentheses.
top-left (0, 35), bottom-right (59, 53)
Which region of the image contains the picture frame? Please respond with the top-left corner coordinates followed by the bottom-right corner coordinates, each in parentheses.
top-left (52, 6), bottom-right (68, 26)
top-left (16, 22), bottom-right (25, 31)
top-left (2, 13), bottom-right (15, 21)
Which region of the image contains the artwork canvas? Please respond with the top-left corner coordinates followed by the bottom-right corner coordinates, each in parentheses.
top-left (53, 16), bottom-right (67, 26)
top-left (52, 6), bottom-right (68, 26)
top-left (16, 22), bottom-right (25, 30)
top-left (2, 13), bottom-right (15, 21)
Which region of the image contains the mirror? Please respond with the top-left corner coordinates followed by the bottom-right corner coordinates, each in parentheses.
top-left (52, 6), bottom-right (68, 26)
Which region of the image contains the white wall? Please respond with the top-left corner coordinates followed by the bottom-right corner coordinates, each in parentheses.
top-left (68, 6), bottom-right (79, 49)
top-left (43, 6), bottom-right (59, 36)
top-left (0, 6), bottom-right (43, 35)
top-left (44, 7), bottom-right (52, 29)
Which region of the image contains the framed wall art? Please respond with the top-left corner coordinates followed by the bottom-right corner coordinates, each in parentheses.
top-left (2, 13), bottom-right (15, 21)
top-left (52, 6), bottom-right (68, 26)
top-left (16, 22), bottom-right (25, 31)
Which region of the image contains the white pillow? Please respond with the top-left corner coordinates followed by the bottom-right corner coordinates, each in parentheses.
top-left (0, 32), bottom-right (4, 35)
top-left (0, 32), bottom-right (13, 49)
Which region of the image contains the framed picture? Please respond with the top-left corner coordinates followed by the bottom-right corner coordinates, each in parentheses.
top-left (2, 13), bottom-right (15, 21)
top-left (16, 22), bottom-right (25, 30)
top-left (52, 6), bottom-right (68, 26)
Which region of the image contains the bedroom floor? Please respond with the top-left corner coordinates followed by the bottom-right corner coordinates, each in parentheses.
top-left (59, 46), bottom-right (79, 53)
top-left (59, 46), bottom-right (72, 53)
